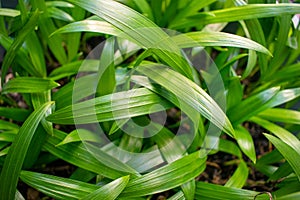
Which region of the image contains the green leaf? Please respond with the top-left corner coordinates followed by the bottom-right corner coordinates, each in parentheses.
top-left (218, 139), bottom-right (242, 158)
top-left (83, 142), bottom-right (139, 175)
top-left (24, 31), bottom-right (47, 77)
top-left (277, 192), bottom-right (300, 200)
top-left (236, 0), bottom-right (268, 78)
top-left (0, 107), bottom-right (30, 122)
top-left (31, 92), bottom-right (53, 135)
top-left (52, 74), bottom-right (96, 109)
top-left (65, 5), bottom-right (86, 62)
top-left (44, 129), bottom-right (136, 179)
top-left (269, 162), bottom-right (293, 181)
top-left (265, 88), bottom-right (300, 108)
top-left (264, 133), bottom-right (300, 181)
top-left (173, 4), bottom-right (300, 29)
top-left (250, 117), bottom-right (300, 155)
top-left (47, 88), bottom-right (172, 124)
top-left (45, 1), bottom-right (74, 8)
top-left (125, 146), bottom-right (164, 173)
top-left (135, 63), bottom-right (235, 137)
top-left (56, 129), bottom-right (99, 146)
top-left (51, 19), bottom-right (122, 36)
top-left (0, 132), bottom-right (16, 142)
top-left (169, 0), bottom-right (216, 26)
top-left (173, 32), bottom-right (271, 55)
top-left (1, 9), bottom-right (40, 85)
top-left (31, 0), bottom-right (67, 64)
top-left (0, 120), bottom-right (19, 131)
top-left (168, 191), bottom-right (185, 200)
top-left (225, 160), bottom-right (249, 188)
top-left (47, 7), bottom-right (74, 22)
top-left (235, 126), bottom-right (256, 163)
top-left (54, 23), bottom-right (271, 55)
top-left (242, 50), bottom-right (257, 79)
top-left (132, 0), bottom-right (154, 21)
top-left (0, 34), bottom-right (41, 77)
top-left (96, 37), bottom-right (116, 96)
top-left (20, 170), bottom-right (99, 199)
top-left (151, 122), bottom-right (195, 199)
top-left (0, 8), bottom-right (20, 17)
top-left (271, 63), bottom-right (300, 82)
top-left (2, 77), bottom-right (60, 94)
top-left (258, 108), bottom-right (300, 125)
top-left (81, 175), bottom-right (130, 200)
top-left (267, 9), bottom-right (291, 78)
top-left (195, 181), bottom-right (271, 200)
top-left (227, 87), bottom-right (280, 125)
top-left (120, 151), bottom-right (207, 197)
top-left (0, 102), bottom-right (54, 200)
top-left (66, 0), bottom-right (196, 80)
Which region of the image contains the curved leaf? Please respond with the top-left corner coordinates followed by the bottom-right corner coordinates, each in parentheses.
top-left (1, 9), bottom-right (40, 85)
top-left (173, 32), bottom-right (271, 55)
top-left (264, 133), bottom-right (300, 181)
top-left (258, 108), bottom-right (300, 125)
top-left (235, 126), bottom-right (256, 163)
top-left (225, 160), bottom-right (249, 188)
top-left (47, 88), bottom-right (172, 124)
top-left (51, 19), bottom-right (122, 36)
top-left (66, 0), bottom-right (195, 80)
top-left (250, 117), bottom-right (300, 155)
top-left (0, 102), bottom-right (54, 200)
top-left (44, 129), bottom-right (137, 179)
top-left (135, 63), bottom-right (235, 137)
top-left (227, 87), bottom-right (280, 125)
top-left (172, 4), bottom-right (300, 29)
top-left (121, 151), bottom-right (207, 197)
top-left (195, 181), bottom-right (271, 200)
top-left (47, 7), bottom-right (74, 22)
top-left (2, 77), bottom-right (60, 94)
top-left (20, 170), bottom-right (99, 199)
top-left (81, 175), bottom-right (130, 200)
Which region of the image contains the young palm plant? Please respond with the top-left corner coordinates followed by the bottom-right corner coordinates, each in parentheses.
top-left (0, 0), bottom-right (300, 199)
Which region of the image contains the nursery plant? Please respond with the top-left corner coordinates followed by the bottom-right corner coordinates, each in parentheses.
top-left (0, 0), bottom-right (300, 199)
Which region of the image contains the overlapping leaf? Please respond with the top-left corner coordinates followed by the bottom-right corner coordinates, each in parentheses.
top-left (0, 102), bottom-right (54, 200)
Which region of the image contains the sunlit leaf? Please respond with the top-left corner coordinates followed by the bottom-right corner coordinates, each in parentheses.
top-left (81, 175), bottom-right (129, 200)
top-left (47, 88), bottom-right (172, 124)
top-left (225, 160), bottom-right (249, 188)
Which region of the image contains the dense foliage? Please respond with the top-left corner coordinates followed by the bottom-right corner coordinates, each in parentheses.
top-left (0, 0), bottom-right (300, 199)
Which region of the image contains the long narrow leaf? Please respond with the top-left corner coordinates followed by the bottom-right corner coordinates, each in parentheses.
top-left (47, 88), bottom-right (173, 124)
top-left (224, 160), bottom-right (249, 188)
top-left (1, 9), bottom-right (40, 85)
top-left (195, 181), bottom-right (271, 200)
top-left (0, 8), bottom-right (20, 17)
top-left (172, 4), bottom-right (300, 29)
top-left (67, 0), bottom-right (196, 80)
top-left (20, 170), bottom-right (99, 199)
top-left (120, 151), bottom-right (207, 197)
top-left (2, 77), bottom-right (59, 94)
top-left (173, 32), bottom-right (271, 55)
top-left (0, 102), bottom-right (54, 200)
top-left (264, 133), bottom-right (300, 181)
top-left (258, 108), bottom-right (300, 125)
top-left (136, 63), bottom-right (235, 137)
top-left (44, 129), bottom-right (137, 179)
top-left (81, 176), bottom-right (129, 200)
